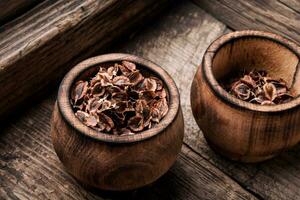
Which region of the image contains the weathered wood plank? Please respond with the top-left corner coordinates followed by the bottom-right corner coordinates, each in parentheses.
top-left (0, 0), bottom-right (170, 119)
top-left (0, 1), bottom-right (257, 199)
top-left (112, 0), bottom-right (300, 199)
top-left (192, 0), bottom-right (300, 44)
top-left (0, 99), bottom-right (255, 199)
top-left (0, 0), bottom-right (43, 26)
top-left (184, 127), bottom-right (300, 200)
top-left (114, 1), bottom-right (300, 199)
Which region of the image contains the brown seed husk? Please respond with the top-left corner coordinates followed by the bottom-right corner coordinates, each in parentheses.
top-left (71, 61), bottom-right (169, 135)
top-left (227, 69), bottom-right (295, 105)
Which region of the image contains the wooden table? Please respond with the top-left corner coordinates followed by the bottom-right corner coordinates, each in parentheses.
top-left (1, 0), bottom-right (300, 199)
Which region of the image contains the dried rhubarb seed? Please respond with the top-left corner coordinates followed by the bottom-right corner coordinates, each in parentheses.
top-left (128, 116), bottom-right (144, 132)
top-left (71, 81), bottom-right (88, 104)
top-left (232, 83), bottom-right (251, 100)
top-left (91, 82), bottom-right (105, 97)
top-left (98, 113), bottom-right (114, 132)
top-left (263, 83), bottom-right (277, 101)
top-left (127, 70), bottom-right (144, 86)
top-left (225, 69), bottom-right (294, 105)
top-left (71, 61), bottom-right (169, 134)
top-left (112, 76), bottom-right (131, 86)
top-left (122, 61), bottom-right (136, 72)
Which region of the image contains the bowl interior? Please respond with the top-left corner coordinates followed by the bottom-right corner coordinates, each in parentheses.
top-left (58, 54), bottom-right (179, 143)
top-left (212, 37), bottom-right (300, 95)
top-left (72, 61), bottom-right (170, 115)
top-left (75, 61), bottom-right (168, 100)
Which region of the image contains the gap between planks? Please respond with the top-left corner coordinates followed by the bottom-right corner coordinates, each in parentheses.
top-left (192, 0), bottom-right (300, 44)
top-left (112, 0), bottom-right (300, 199)
top-left (0, 1), bottom-right (258, 199)
top-left (3, 0), bottom-right (300, 199)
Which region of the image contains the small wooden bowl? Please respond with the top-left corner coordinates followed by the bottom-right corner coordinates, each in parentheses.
top-left (51, 53), bottom-right (184, 190)
top-left (191, 30), bottom-right (300, 163)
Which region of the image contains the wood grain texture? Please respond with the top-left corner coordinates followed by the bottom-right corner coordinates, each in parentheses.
top-left (0, 0), bottom-right (42, 26)
top-left (192, 0), bottom-right (300, 44)
top-left (191, 30), bottom-right (300, 162)
top-left (56, 54), bottom-right (181, 143)
top-left (52, 103), bottom-right (183, 191)
top-left (113, 1), bottom-right (300, 199)
top-left (0, 1), bottom-right (257, 199)
top-left (0, 94), bottom-right (254, 199)
top-left (51, 54), bottom-right (184, 190)
top-left (0, 0), bottom-right (170, 119)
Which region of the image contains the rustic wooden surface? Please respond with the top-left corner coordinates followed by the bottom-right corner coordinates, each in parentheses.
top-left (0, 0), bottom-right (43, 26)
top-left (191, 30), bottom-right (300, 162)
top-left (0, 0), bottom-right (170, 119)
top-left (193, 0), bottom-right (300, 44)
top-left (51, 54), bottom-right (184, 190)
top-left (1, 0), bottom-right (300, 199)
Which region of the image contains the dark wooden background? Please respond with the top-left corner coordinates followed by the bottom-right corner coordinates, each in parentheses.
top-left (1, 0), bottom-right (300, 199)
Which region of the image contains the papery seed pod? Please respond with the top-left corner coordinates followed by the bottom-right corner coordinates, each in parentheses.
top-left (86, 97), bottom-right (102, 113)
top-left (112, 91), bottom-right (128, 101)
top-left (91, 82), bottom-right (105, 97)
top-left (240, 75), bottom-right (256, 88)
top-left (106, 85), bottom-right (122, 94)
top-left (142, 91), bottom-right (157, 103)
top-left (151, 107), bottom-right (161, 123)
top-left (273, 93), bottom-right (294, 104)
top-left (98, 100), bottom-right (115, 113)
top-left (71, 81), bottom-right (88, 104)
top-left (249, 70), bottom-right (261, 81)
top-left (85, 115), bottom-right (98, 127)
top-left (232, 83), bottom-right (251, 100)
top-left (142, 107), bottom-right (152, 127)
top-left (157, 88), bottom-right (167, 99)
top-left (150, 76), bottom-right (163, 90)
top-left (118, 64), bottom-right (130, 75)
top-left (227, 69), bottom-right (294, 105)
top-left (115, 101), bottom-right (128, 113)
top-left (99, 67), bottom-right (106, 72)
top-left (119, 128), bottom-right (134, 136)
top-left (73, 102), bottom-right (86, 111)
top-left (144, 78), bottom-right (157, 92)
top-left (135, 99), bottom-right (148, 114)
top-left (127, 70), bottom-right (144, 86)
top-left (128, 115), bottom-right (144, 132)
top-left (75, 110), bottom-right (89, 122)
top-left (122, 61), bottom-right (136, 72)
top-left (156, 98), bottom-right (169, 118)
top-left (112, 76), bottom-right (131, 86)
top-left (263, 83), bottom-right (277, 101)
top-left (107, 65), bottom-right (119, 77)
top-left (72, 61), bottom-right (169, 134)
top-left (99, 71), bottom-right (114, 82)
top-left (111, 112), bottom-right (126, 123)
top-left (127, 90), bottom-right (139, 101)
top-left (115, 101), bottom-right (134, 114)
top-left (98, 113), bottom-right (114, 132)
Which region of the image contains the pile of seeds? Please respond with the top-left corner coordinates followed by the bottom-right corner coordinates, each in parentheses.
top-left (71, 61), bottom-right (169, 135)
top-left (227, 69), bottom-right (294, 105)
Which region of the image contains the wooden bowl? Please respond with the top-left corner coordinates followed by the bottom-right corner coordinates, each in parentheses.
top-left (51, 53), bottom-right (184, 190)
top-left (191, 30), bottom-right (300, 163)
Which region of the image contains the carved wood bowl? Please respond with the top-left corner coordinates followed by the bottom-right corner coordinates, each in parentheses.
top-left (51, 53), bottom-right (184, 190)
top-left (191, 30), bottom-right (300, 163)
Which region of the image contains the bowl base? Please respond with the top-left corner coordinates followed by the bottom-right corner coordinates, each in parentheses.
top-left (206, 140), bottom-right (277, 163)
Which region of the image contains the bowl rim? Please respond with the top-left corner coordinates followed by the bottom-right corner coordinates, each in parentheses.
top-left (57, 53), bottom-right (180, 143)
top-left (202, 30), bottom-right (300, 112)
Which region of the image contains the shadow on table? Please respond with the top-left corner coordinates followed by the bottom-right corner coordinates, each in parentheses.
top-left (80, 160), bottom-right (184, 200)
top-left (201, 137), bottom-right (300, 198)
